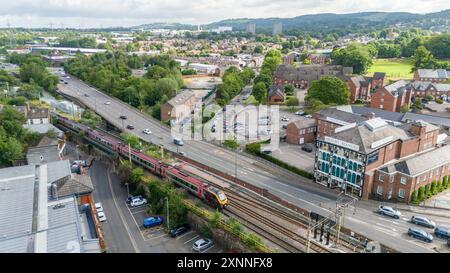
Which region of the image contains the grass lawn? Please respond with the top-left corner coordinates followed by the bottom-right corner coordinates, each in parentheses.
top-left (244, 95), bottom-right (258, 105)
top-left (367, 58), bottom-right (414, 80)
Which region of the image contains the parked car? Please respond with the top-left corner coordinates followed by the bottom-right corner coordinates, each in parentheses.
top-left (193, 238), bottom-right (214, 252)
top-left (173, 138), bottom-right (184, 146)
top-left (120, 115), bottom-right (127, 120)
top-left (377, 205), bottom-right (401, 219)
top-left (143, 216), bottom-right (164, 229)
top-left (97, 212), bottom-right (107, 222)
top-left (126, 195), bottom-right (143, 204)
top-left (170, 225), bottom-right (190, 238)
top-left (64, 81), bottom-right (68, 84)
top-left (434, 227), bottom-right (450, 239)
top-left (411, 216), bottom-right (436, 229)
top-left (295, 111), bottom-right (306, 116)
top-left (282, 125), bottom-right (288, 129)
top-left (281, 117), bottom-right (290, 122)
top-left (302, 144), bottom-right (314, 153)
top-left (130, 197), bottom-right (147, 207)
top-left (142, 129), bottom-right (152, 135)
top-left (94, 202), bottom-right (104, 213)
top-left (104, 101), bottom-right (111, 105)
top-left (84, 93), bottom-right (90, 97)
top-left (408, 227), bottom-right (433, 243)
top-left (126, 125), bottom-right (135, 130)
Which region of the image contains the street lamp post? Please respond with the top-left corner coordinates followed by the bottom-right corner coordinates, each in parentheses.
top-left (165, 197), bottom-right (170, 230)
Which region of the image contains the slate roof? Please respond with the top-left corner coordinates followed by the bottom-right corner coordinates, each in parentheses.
top-left (274, 64), bottom-right (353, 82)
top-left (166, 90), bottom-right (196, 107)
top-left (288, 117), bottom-right (316, 129)
top-left (392, 145), bottom-right (450, 176)
top-left (384, 80), bottom-right (411, 96)
top-left (316, 108), bottom-right (367, 125)
top-left (373, 72), bottom-right (386, 80)
top-left (350, 106), bottom-right (405, 122)
top-left (402, 112), bottom-right (450, 128)
top-left (268, 85), bottom-right (285, 98)
top-left (417, 69), bottom-right (449, 80)
top-left (49, 174), bottom-right (94, 199)
top-left (350, 75), bottom-right (371, 87)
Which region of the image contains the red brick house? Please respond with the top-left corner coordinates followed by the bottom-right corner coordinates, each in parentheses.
top-left (370, 80), bottom-right (412, 113)
top-left (286, 117), bottom-right (317, 145)
top-left (348, 75), bottom-right (372, 102)
top-left (268, 86), bottom-right (286, 105)
top-left (371, 72), bottom-right (387, 90)
top-left (414, 69), bottom-right (449, 83)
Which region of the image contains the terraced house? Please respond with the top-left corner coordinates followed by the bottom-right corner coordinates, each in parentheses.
top-left (314, 117), bottom-right (445, 202)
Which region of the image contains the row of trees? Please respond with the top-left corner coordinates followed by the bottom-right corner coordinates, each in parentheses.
top-left (216, 66), bottom-right (255, 106)
top-left (252, 50), bottom-right (283, 104)
top-left (0, 106), bottom-right (40, 166)
top-left (331, 43), bottom-right (376, 74)
top-left (410, 176), bottom-right (450, 204)
top-left (64, 52), bottom-right (183, 120)
top-left (412, 46), bottom-right (450, 71)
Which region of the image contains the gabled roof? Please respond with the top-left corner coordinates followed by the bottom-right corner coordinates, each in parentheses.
top-left (384, 80), bottom-right (411, 96)
top-left (373, 72), bottom-right (386, 80)
top-left (268, 85), bottom-right (285, 98)
top-left (392, 145), bottom-right (450, 176)
top-left (417, 69), bottom-right (449, 79)
top-left (316, 108), bottom-right (367, 125)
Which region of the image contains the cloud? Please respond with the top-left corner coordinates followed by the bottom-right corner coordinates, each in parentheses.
top-left (0, 0), bottom-right (448, 28)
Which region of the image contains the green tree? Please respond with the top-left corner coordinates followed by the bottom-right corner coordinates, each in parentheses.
top-left (121, 133), bottom-right (141, 149)
top-left (306, 76), bottom-right (350, 105)
top-left (417, 186), bottom-right (425, 202)
top-left (252, 82), bottom-right (268, 104)
top-left (332, 43), bottom-right (374, 74)
top-left (254, 45), bottom-right (264, 54)
top-left (431, 181), bottom-right (437, 195)
top-left (286, 97), bottom-right (299, 109)
top-left (130, 167), bottom-right (144, 185)
top-left (413, 46), bottom-right (436, 70)
top-left (410, 190), bottom-right (418, 204)
top-left (437, 180), bottom-right (443, 193)
top-left (0, 136), bottom-right (23, 166)
top-left (425, 184), bottom-right (431, 198)
top-left (284, 85), bottom-right (294, 96)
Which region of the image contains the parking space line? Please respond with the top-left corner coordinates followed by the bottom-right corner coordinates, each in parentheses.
top-left (176, 230), bottom-right (193, 240)
top-left (184, 235), bottom-right (200, 244)
top-left (131, 208), bottom-right (147, 214)
top-left (201, 245), bottom-right (215, 253)
top-left (144, 233), bottom-right (169, 242)
top-left (125, 201), bottom-right (146, 241)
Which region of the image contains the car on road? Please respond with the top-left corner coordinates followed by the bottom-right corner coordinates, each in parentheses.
top-left (142, 129), bottom-right (152, 135)
top-left (434, 227), bottom-right (450, 239)
top-left (64, 81), bottom-right (68, 84)
top-left (408, 227), bottom-right (433, 243)
top-left (104, 101), bottom-right (111, 105)
top-left (411, 216), bottom-right (436, 229)
top-left (126, 125), bottom-right (135, 130)
top-left (295, 111), bottom-right (305, 116)
top-left (126, 195), bottom-right (143, 204)
top-left (178, 151), bottom-right (186, 156)
top-left (84, 93), bottom-right (90, 97)
top-left (302, 144), bottom-right (314, 153)
top-left (143, 216), bottom-right (164, 229)
top-left (377, 205), bottom-right (401, 219)
top-left (120, 115), bottom-right (127, 120)
top-left (281, 117), bottom-right (290, 122)
top-left (170, 226), bottom-right (190, 238)
top-left (130, 197), bottom-right (147, 207)
top-left (193, 238), bottom-right (214, 252)
top-left (97, 211), bottom-right (107, 222)
top-left (95, 202), bottom-right (104, 213)
top-left (174, 138), bottom-right (184, 146)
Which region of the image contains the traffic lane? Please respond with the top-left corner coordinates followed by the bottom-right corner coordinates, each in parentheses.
top-left (89, 161), bottom-right (136, 253)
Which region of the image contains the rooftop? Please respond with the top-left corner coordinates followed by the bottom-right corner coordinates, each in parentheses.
top-left (391, 145), bottom-right (450, 176)
top-left (166, 90), bottom-right (196, 107)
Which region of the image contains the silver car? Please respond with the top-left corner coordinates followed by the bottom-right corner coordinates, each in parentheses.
top-left (193, 238), bottom-right (214, 252)
top-left (411, 216), bottom-right (436, 229)
top-left (377, 205), bottom-right (401, 219)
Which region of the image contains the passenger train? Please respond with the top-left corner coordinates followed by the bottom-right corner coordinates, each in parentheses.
top-left (56, 116), bottom-right (228, 209)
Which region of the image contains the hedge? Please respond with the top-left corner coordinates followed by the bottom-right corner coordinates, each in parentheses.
top-left (245, 142), bottom-right (314, 179)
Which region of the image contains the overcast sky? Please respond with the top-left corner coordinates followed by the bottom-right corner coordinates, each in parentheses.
top-left (1, 0), bottom-right (449, 28)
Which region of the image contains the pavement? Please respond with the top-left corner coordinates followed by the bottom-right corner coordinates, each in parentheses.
top-left (57, 73), bottom-right (450, 253)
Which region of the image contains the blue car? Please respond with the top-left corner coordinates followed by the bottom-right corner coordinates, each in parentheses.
top-left (143, 216), bottom-right (164, 229)
top-left (408, 227), bottom-right (433, 243)
top-left (435, 227), bottom-right (450, 240)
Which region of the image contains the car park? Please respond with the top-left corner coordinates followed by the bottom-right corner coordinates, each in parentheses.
top-left (408, 227), bottom-right (433, 243)
top-left (98, 211), bottom-right (107, 222)
top-left (142, 129), bottom-right (152, 135)
top-left (143, 216), bottom-right (164, 229)
top-left (170, 226), bottom-right (190, 238)
top-left (130, 197), bottom-right (147, 207)
top-left (193, 238), bottom-right (214, 252)
top-left (434, 227), bottom-right (450, 239)
top-left (377, 205), bottom-right (401, 219)
top-left (411, 216), bottom-right (436, 229)
top-left (95, 202), bottom-right (104, 213)
top-left (126, 125), bottom-right (135, 130)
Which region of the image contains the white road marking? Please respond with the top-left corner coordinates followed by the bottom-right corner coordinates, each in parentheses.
top-left (184, 235), bottom-right (200, 244)
top-left (176, 230), bottom-right (193, 240)
top-left (218, 249), bottom-right (223, 253)
top-left (201, 245), bottom-right (215, 253)
top-left (145, 233), bottom-right (169, 241)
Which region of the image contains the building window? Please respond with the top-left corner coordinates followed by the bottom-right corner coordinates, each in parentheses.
top-left (368, 152), bottom-right (379, 165)
top-left (377, 186), bottom-right (383, 195)
top-left (398, 189), bottom-right (406, 199)
top-left (379, 174), bottom-right (385, 182)
top-left (400, 177), bottom-right (407, 185)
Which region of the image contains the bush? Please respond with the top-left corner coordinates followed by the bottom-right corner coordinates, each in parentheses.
top-left (425, 184), bottom-right (432, 198)
top-left (245, 233), bottom-right (263, 251)
top-left (410, 190), bottom-right (419, 204)
top-left (443, 176), bottom-right (449, 189)
top-left (431, 181), bottom-right (437, 195)
top-left (426, 95), bottom-right (434, 102)
top-left (417, 186), bottom-right (425, 202)
top-left (436, 98), bottom-right (444, 104)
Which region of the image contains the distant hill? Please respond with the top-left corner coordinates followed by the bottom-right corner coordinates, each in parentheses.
top-left (133, 10), bottom-right (450, 36)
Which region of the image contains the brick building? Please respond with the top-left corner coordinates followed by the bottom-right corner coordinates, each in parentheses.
top-left (314, 117), bottom-right (442, 202)
top-left (286, 117), bottom-right (317, 145)
top-left (161, 90), bottom-right (199, 122)
top-left (273, 64), bottom-right (353, 89)
top-left (410, 81), bottom-right (450, 101)
top-left (313, 108), bottom-right (368, 139)
top-left (414, 69), bottom-right (450, 83)
top-left (371, 72), bottom-right (387, 90)
top-left (268, 86), bottom-right (286, 105)
top-left (348, 75), bottom-right (372, 102)
top-left (370, 80), bottom-right (412, 112)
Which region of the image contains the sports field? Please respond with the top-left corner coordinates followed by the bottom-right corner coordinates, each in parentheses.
top-left (366, 58), bottom-right (414, 80)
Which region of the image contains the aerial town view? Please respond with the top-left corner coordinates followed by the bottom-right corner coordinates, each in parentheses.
top-left (0, 0), bottom-right (450, 264)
